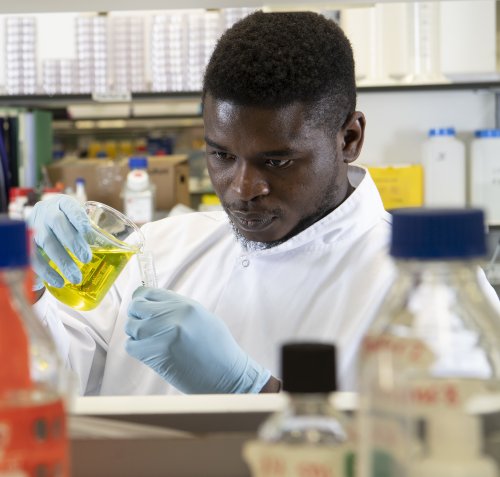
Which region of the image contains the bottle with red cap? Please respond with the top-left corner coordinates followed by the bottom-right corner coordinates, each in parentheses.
top-left (8, 187), bottom-right (33, 220)
top-left (0, 218), bottom-right (70, 476)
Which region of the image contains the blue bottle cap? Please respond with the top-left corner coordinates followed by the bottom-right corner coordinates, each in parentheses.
top-left (428, 127), bottom-right (456, 137)
top-left (474, 129), bottom-right (500, 138)
top-left (128, 157), bottom-right (148, 169)
top-left (390, 208), bottom-right (486, 259)
top-left (0, 219), bottom-right (29, 268)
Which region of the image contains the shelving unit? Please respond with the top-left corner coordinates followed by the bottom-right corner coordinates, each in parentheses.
top-left (0, 0), bottom-right (451, 14)
top-left (1, 79), bottom-right (499, 125)
top-left (0, 1), bottom-right (497, 214)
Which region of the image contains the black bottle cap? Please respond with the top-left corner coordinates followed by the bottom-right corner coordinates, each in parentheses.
top-left (281, 342), bottom-right (337, 393)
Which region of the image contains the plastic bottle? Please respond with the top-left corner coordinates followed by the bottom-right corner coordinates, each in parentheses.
top-left (123, 156), bottom-right (155, 225)
top-left (74, 177), bottom-right (88, 204)
top-left (0, 218), bottom-right (70, 476)
top-left (244, 343), bottom-right (355, 477)
top-left (422, 127), bottom-right (466, 207)
top-left (8, 187), bottom-right (33, 220)
top-left (358, 208), bottom-right (500, 477)
top-left (470, 129), bottom-right (500, 224)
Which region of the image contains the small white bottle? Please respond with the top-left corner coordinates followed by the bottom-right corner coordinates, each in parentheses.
top-left (422, 127), bottom-right (466, 206)
top-left (470, 129), bottom-right (500, 225)
top-left (408, 413), bottom-right (497, 477)
top-left (74, 177), bottom-right (88, 204)
top-left (8, 187), bottom-right (31, 220)
top-left (123, 157), bottom-right (155, 225)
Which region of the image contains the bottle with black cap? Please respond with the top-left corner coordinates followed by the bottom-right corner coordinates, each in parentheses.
top-left (244, 342), bottom-right (355, 477)
top-left (357, 208), bottom-right (500, 477)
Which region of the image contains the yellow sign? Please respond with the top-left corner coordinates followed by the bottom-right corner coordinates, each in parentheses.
top-left (366, 164), bottom-right (423, 210)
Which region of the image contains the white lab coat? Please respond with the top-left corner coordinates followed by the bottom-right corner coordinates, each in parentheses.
top-left (34, 165), bottom-right (396, 395)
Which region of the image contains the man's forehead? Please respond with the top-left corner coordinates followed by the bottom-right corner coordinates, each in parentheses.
top-left (203, 95), bottom-right (309, 124)
top-left (204, 93), bottom-right (308, 114)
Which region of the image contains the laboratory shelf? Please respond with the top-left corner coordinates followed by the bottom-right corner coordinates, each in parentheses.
top-left (358, 80), bottom-right (500, 93)
top-left (1, 80), bottom-right (499, 112)
top-left (0, 0), bottom-right (456, 14)
top-left (0, 92), bottom-right (202, 107)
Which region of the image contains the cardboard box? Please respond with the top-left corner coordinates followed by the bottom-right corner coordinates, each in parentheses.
top-left (145, 155), bottom-right (190, 212)
top-left (46, 155), bottom-right (190, 212)
top-left (366, 164), bottom-right (423, 210)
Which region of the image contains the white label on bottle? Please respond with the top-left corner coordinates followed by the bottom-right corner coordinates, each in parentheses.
top-left (243, 440), bottom-right (354, 477)
top-left (124, 194), bottom-right (153, 225)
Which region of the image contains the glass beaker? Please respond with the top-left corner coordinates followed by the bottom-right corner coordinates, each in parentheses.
top-left (44, 201), bottom-right (144, 311)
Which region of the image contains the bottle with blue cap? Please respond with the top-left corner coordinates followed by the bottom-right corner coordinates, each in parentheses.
top-left (470, 129), bottom-right (500, 224)
top-left (358, 208), bottom-right (500, 477)
top-left (422, 127), bottom-right (465, 207)
top-left (123, 156), bottom-right (155, 225)
top-left (74, 176), bottom-right (88, 204)
top-left (0, 218), bottom-right (70, 475)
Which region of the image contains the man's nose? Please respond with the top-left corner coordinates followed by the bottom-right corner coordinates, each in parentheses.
top-left (230, 162), bottom-right (270, 201)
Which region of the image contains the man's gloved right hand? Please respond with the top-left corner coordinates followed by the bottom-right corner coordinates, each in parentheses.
top-left (29, 194), bottom-right (92, 289)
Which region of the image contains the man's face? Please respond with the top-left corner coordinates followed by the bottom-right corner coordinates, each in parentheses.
top-left (203, 94), bottom-right (353, 244)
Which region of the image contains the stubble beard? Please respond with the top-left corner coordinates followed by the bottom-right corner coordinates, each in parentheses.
top-left (226, 180), bottom-right (340, 252)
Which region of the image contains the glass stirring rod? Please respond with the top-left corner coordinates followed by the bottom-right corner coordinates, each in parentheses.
top-left (137, 250), bottom-right (158, 288)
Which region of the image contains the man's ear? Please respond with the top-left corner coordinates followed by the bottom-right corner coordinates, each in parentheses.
top-left (340, 112), bottom-right (366, 164)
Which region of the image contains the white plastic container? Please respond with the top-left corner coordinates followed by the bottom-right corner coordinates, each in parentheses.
top-left (470, 129), bottom-right (500, 224)
top-left (123, 156), bottom-right (155, 225)
top-left (74, 177), bottom-right (88, 204)
top-left (422, 127), bottom-right (466, 206)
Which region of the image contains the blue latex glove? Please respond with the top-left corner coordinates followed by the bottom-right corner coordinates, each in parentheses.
top-left (125, 287), bottom-right (271, 394)
top-left (29, 194), bottom-right (92, 289)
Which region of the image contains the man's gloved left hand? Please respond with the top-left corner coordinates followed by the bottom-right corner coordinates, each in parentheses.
top-left (125, 287), bottom-right (271, 394)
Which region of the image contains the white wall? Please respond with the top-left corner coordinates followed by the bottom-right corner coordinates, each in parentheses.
top-left (357, 89), bottom-right (496, 165)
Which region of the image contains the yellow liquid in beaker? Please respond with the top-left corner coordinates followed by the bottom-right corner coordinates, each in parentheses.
top-left (45, 247), bottom-right (136, 311)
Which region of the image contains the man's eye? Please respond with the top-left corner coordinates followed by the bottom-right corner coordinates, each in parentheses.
top-left (210, 151), bottom-right (233, 160)
top-left (266, 159), bottom-right (292, 169)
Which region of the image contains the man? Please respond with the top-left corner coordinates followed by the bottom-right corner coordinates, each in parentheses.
top-left (31, 11), bottom-right (394, 395)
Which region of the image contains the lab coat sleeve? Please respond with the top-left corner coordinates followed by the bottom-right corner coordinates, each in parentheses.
top-left (33, 285), bottom-right (122, 395)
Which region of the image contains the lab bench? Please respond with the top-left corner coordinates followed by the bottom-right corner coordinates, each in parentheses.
top-left (69, 393), bottom-right (357, 477)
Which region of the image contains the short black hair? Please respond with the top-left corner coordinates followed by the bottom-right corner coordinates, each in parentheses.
top-left (203, 10), bottom-right (356, 131)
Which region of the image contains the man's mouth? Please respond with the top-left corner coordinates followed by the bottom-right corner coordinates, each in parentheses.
top-left (230, 211), bottom-right (276, 232)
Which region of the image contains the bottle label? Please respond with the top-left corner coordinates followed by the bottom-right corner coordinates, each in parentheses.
top-left (243, 441), bottom-right (355, 477)
top-left (361, 334), bottom-right (491, 412)
top-left (0, 399), bottom-right (70, 477)
top-left (124, 194), bottom-right (154, 224)
top-left (359, 333), bottom-right (499, 476)
top-left (362, 334), bottom-right (435, 367)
